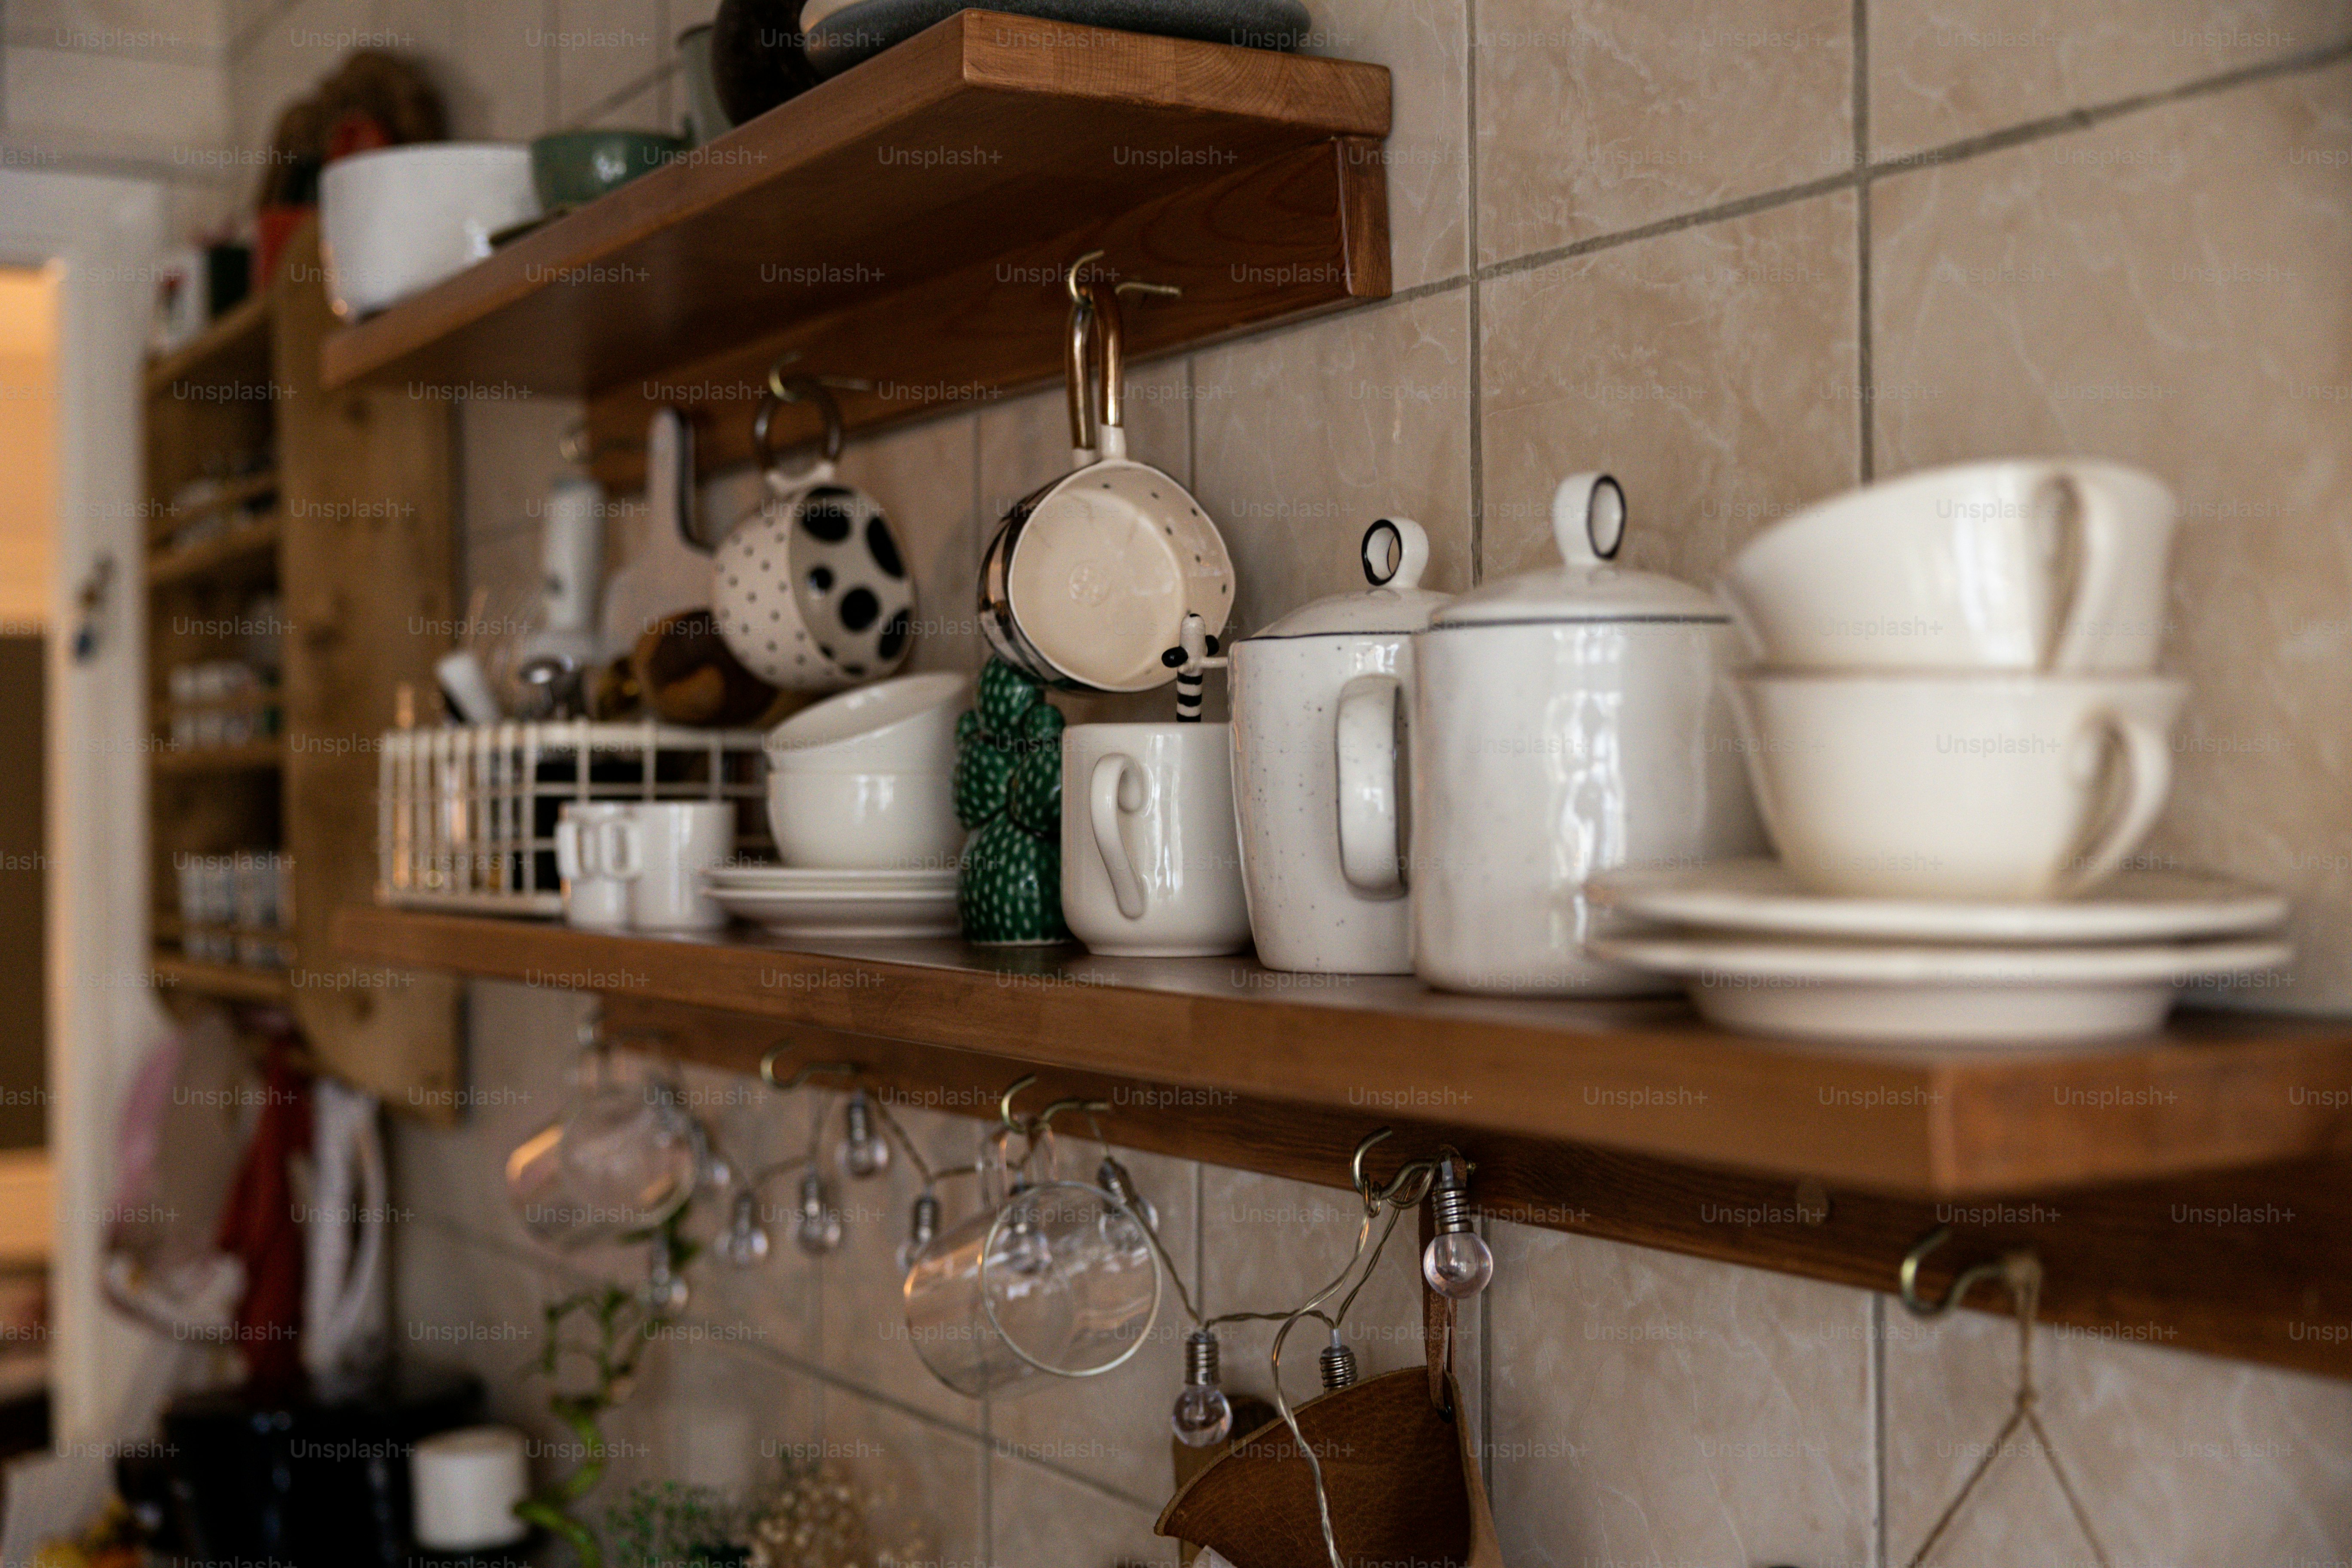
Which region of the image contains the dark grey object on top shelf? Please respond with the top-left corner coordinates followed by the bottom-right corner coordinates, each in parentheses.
top-left (802, 0), bottom-right (1314, 76)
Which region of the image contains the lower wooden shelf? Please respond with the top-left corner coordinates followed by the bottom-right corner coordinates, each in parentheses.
top-left (333, 905), bottom-right (2352, 1380)
top-left (333, 906), bottom-right (2352, 1197)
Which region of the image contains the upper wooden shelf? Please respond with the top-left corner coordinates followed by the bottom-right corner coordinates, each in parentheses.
top-left (334, 906), bottom-right (2352, 1200)
top-left (318, 12), bottom-right (1392, 483)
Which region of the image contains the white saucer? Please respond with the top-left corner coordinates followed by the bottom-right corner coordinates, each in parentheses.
top-left (1589, 933), bottom-right (2294, 1051)
top-left (1590, 859), bottom-right (2288, 945)
top-left (706, 882), bottom-right (960, 939)
top-left (705, 865), bottom-right (957, 892)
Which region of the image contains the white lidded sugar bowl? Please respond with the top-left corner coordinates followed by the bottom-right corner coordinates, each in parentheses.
top-left (1338, 475), bottom-right (1763, 995)
top-left (1228, 518), bottom-right (1452, 974)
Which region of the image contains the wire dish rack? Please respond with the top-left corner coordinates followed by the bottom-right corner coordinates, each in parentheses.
top-left (378, 721), bottom-right (771, 916)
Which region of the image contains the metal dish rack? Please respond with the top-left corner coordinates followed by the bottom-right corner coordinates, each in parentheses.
top-left (378, 721), bottom-right (771, 916)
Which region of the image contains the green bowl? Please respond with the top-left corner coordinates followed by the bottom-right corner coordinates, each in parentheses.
top-left (530, 129), bottom-right (685, 208)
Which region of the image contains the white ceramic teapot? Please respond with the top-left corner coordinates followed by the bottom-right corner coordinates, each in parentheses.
top-left (1337, 475), bottom-right (1763, 995)
top-left (1228, 518), bottom-right (1452, 974)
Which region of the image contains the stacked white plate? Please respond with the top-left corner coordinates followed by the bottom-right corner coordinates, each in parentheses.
top-left (703, 864), bottom-right (959, 939)
top-left (1589, 861), bottom-right (2293, 1053)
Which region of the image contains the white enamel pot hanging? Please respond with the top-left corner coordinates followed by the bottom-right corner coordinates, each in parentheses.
top-left (711, 372), bottom-right (916, 691)
top-left (979, 265), bottom-right (1235, 692)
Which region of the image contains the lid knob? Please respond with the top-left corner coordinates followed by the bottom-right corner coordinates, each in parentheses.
top-left (1551, 474), bottom-right (1626, 567)
top-left (1361, 518), bottom-right (1431, 590)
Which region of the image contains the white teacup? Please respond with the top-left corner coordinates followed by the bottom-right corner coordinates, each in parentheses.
top-left (1720, 459), bottom-right (2176, 674)
top-left (1732, 672), bottom-right (2185, 899)
top-left (764, 672), bottom-right (966, 773)
top-left (554, 803), bottom-right (636, 930)
top-left (1061, 724), bottom-right (1250, 957)
top-left (622, 802), bottom-right (734, 930)
top-left (767, 769), bottom-right (961, 870)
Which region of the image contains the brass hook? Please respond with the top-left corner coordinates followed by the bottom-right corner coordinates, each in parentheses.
top-left (1351, 1128), bottom-right (1395, 1198)
top-left (1898, 1226), bottom-right (2037, 1319)
top-left (998, 1073), bottom-right (1039, 1131)
top-left (1115, 279), bottom-right (1182, 301)
top-left (1034, 1096), bottom-right (1109, 1132)
top-left (756, 1049), bottom-right (861, 1091)
top-left (1350, 1127), bottom-right (1445, 1210)
top-left (1066, 249), bottom-right (1106, 303)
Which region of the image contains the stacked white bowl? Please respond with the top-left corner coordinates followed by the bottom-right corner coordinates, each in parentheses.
top-left (1718, 459), bottom-right (2184, 901)
top-left (763, 673), bottom-right (967, 870)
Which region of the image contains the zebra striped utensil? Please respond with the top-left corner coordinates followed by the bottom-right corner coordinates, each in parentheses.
top-left (1161, 612), bottom-right (1228, 721)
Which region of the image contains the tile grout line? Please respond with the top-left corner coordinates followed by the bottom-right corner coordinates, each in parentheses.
top-left (1853, 0), bottom-right (1874, 484)
top-left (1475, 32), bottom-right (2352, 293)
top-left (1463, 0), bottom-right (1484, 585)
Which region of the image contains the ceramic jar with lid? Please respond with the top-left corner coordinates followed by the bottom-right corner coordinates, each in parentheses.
top-left (1338, 475), bottom-right (1763, 995)
top-left (1228, 518), bottom-right (1453, 973)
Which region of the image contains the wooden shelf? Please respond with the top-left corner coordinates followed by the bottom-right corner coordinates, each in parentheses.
top-left (145, 290), bottom-right (273, 396)
top-left (333, 906), bottom-right (2352, 1198)
top-left (153, 953), bottom-right (292, 1005)
top-left (148, 512), bottom-right (281, 588)
top-left (150, 739), bottom-right (284, 775)
top-left (319, 12), bottom-right (1391, 485)
top-left (334, 906), bottom-right (2352, 1379)
top-left (147, 470), bottom-right (279, 547)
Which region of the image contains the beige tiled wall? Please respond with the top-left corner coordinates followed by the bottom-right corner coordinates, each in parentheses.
top-left (205, 0), bottom-right (2352, 1562)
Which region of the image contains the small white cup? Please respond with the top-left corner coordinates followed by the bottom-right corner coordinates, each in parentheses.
top-left (1733, 672), bottom-right (2186, 899)
top-left (620, 802), bottom-right (734, 930)
top-left (1061, 723), bottom-right (1250, 957)
top-left (554, 803), bottom-right (637, 929)
top-left (765, 672), bottom-right (967, 773)
top-left (767, 769), bottom-right (961, 870)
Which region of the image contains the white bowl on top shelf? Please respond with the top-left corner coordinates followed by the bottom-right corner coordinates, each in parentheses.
top-left (321, 144), bottom-right (538, 320)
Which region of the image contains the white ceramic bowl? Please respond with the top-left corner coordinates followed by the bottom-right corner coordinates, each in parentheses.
top-left (766, 769), bottom-right (962, 870)
top-left (764, 672), bottom-right (965, 773)
top-left (321, 144), bottom-right (539, 320)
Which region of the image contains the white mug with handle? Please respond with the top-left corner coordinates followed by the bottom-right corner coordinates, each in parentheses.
top-left (554, 803), bottom-right (638, 930)
top-left (620, 802), bottom-right (734, 931)
top-left (1061, 723), bottom-right (1250, 957)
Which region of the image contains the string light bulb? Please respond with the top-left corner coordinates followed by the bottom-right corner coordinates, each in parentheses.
top-left (1420, 1148), bottom-right (1493, 1300)
top-left (897, 1189), bottom-right (942, 1274)
top-left (715, 1189), bottom-right (770, 1266)
top-left (838, 1090), bottom-right (891, 1179)
top-left (794, 1169), bottom-right (843, 1255)
top-left (1170, 1329), bottom-right (1233, 1447)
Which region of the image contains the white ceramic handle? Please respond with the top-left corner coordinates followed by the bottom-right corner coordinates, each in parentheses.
top-left (1335, 674), bottom-right (1404, 895)
top-left (2044, 469), bottom-right (2126, 674)
top-left (1362, 518), bottom-right (1430, 590)
top-left (2055, 708), bottom-right (2173, 894)
top-left (1089, 753), bottom-right (1150, 920)
top-left (1551, 473), bottom-right (1626, 566)
top-left (554, 818), bottom-right (585, 881)
top-left (603, 818), bottom-right (643, 882)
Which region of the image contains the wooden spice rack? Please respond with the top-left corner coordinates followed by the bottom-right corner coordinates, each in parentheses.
top-left (335, 906), bottom-right (2352, 1380)
top-left (143, 224), bottom-right (462, 1115)
top-left (317, 10), bottom-right (1392, 490)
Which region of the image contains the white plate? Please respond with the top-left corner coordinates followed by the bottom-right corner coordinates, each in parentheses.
top-left (705, 865), bottom-right (956, 890)
top-left (707, 883), bottom-right (959, 939)
top-left (1589, 933), bottom-right (2294, 1051)
top-left (1590, 859), bottom-right (2288, 945)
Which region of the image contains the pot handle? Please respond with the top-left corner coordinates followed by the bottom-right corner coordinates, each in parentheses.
top-left (1552, 473), bottom-right (1626, 566)
top-left (1335, 674), bottom-right (1404, 895)
top-left (2053, 705), bottom-right (2171, 895)
top-left (1362, 518), bottom-right (1430, 590)
top-left (1090, 753), bottom-right (1150, 919)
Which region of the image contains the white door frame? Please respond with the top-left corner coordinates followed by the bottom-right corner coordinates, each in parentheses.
top-left (0, 166), bottom-right (167, 1448)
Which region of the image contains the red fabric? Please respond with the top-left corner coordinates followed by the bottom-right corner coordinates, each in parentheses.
top-left (213, 1043), bottom-right (311, 1393)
